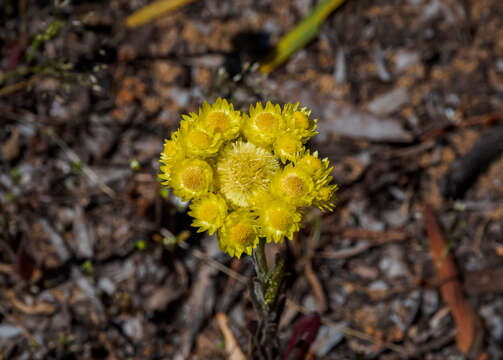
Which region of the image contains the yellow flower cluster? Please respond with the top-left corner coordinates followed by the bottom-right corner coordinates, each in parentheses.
top-left (159, 98), bottom-right (338, 258)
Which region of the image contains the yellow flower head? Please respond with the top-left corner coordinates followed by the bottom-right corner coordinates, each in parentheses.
top-left (296, 150), bottom-right (337, 212)
top-left (282, 103), bottom-right (318, 142)
top-left (159, 131), bottom-right (185, 184)
top-left (256, 196), bottom-right (302, 243)
top-left (218, 209), bottom-right (259, 258)
top-left (159, 98), bottom-right (337, 257)
top-left (216, 141), bottom-right (278, 207)
top-left (243, 101), bottom-right (285, 148)
top-left (314, 184), bottom-right (339, 212)
top-left (295, 150), bottom-right (332, 178)
top-left (171, 158), bottom-right (214, 201)
top-left (273, 131), bottom-right (304, 163)
top-left (188, 194), bottom-right (228, 235)
top-left (181, 119), bottom-right (223, 158)
top-left (271, 164), bottom-right (315, 206)
top-left (199, 98), bottom-right (242, 140)
top-left (294, 150), bottom-right (322, 173)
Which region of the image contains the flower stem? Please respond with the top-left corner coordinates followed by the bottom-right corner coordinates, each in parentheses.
top-left (251, 238), bottom-right (286, 359)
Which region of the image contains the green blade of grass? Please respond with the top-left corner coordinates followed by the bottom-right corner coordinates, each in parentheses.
top-left (126, 0), bottom-right (197, 28)
top-left (259, 0), bottom-right (346, 74)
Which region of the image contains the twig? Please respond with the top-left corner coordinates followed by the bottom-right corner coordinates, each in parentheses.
top-left (452, 200), bottom-right (503, 212)
top-left (48, 130), bottom-right (117, 199)
top-left (464, 267), bottom-right (503, 295)
top-left (408, 329), bottom-right (456, 357)
top-left (0, 263), bottom-right (14, 274)
top-left (420, 112), bottom-right (503, 142)
top-left (177, 241), bottom-right (249, 284)
top-left (318, 242), bottom-right (372, 259)
top-left (318, 229), bottom-right (407, 259)
top-left (340, 228), bottom-right (407, 241)
top-left (0, 79), bottom-right (32, 97)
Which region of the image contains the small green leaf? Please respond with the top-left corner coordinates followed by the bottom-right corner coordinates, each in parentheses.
top-left (130, 159), bottom-right (141, 171)
top-left (6, 192), bottom-right (17, 202)
top-left (10, 168), bottom-right (21, 183)
top-left (26, 20), bottom-right (65, 63)
top-left (71, 160), bottom-right (83, 175)
top-left (82, 260), bottom-right (93, 275)
top-left (136, 239), bottom-right (147, 251)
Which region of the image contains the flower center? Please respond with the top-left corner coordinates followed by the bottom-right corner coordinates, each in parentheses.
top-left (229, 223), bottom-right (253, 245)
top-left (182, 166), bottom-right (203, 190)
top-left (206, 111), bottom-right (230, 132)
top-left (268, 209), bottom-right (289, 231)
top-left (199, 201), bottom-right (218, 222)
top-left (255, 113), bottom-right (278, 132)
top-left (293, 111), bottom-right (309, 129)
top-left (283, 175), bottom-right (304, 197)
top-left (298, 155), bottom-right (322, 172)
top-left (188, 129), bottom-right (210, 148)
top-left (276, 136), bottom-right (298, 154)
top-left (217, 142), bottom-right (278, 207)
top-left (319, 187), bottom-right (331, 201)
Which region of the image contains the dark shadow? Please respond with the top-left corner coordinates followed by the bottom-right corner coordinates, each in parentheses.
top-left (224, 31), bottom-right (272, 76)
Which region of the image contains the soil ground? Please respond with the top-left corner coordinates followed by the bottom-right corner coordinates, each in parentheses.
top-left (1, 0), bottom-right (503, 359)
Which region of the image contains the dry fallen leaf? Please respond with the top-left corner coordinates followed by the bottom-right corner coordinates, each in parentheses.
top-left (305, 260), bottom-right (327, 313)
top-left (422, 204), bottom-right (484, 358)
top-left (6, 291), bottom-right (56, 315)
top-left (126, 0), bottom-right (197, 28)
top-left (216, 312), bottom-right (246, 360)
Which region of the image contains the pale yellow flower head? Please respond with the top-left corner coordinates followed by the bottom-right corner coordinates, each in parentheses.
top-left (198, 98), bottom-right (242, 140)
top-left (314, 183), bottom-right (339, 212)
top-left (256, 195), bottom-right (302, 244)
top-left (189, 194), bottom-right (228, 235)
top-left (159, 98), bottom-right (338, 257)
top-left (216, 141), bottom-right (278, 207)
top-left (282, 102), bottom-right (318, 142)
top-left (158, 132), bottom-right (184, 185)
top-left (218, 208), bottom-right (259, 258)
top-left (273, 131), bottom-right (304, 164)
top-left (271, 164), bottom-right (315, 207)
top-left (243, 101), bottom-right (285, 148)
top-left (171, 158), bottom-right (213, 201)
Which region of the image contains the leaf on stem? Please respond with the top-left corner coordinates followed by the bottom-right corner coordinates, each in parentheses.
top-left (264, 256), bottom-right (285, 309)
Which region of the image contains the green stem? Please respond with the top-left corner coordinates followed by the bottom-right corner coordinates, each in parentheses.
top-left (251, 238), bottom-right (286, 359)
